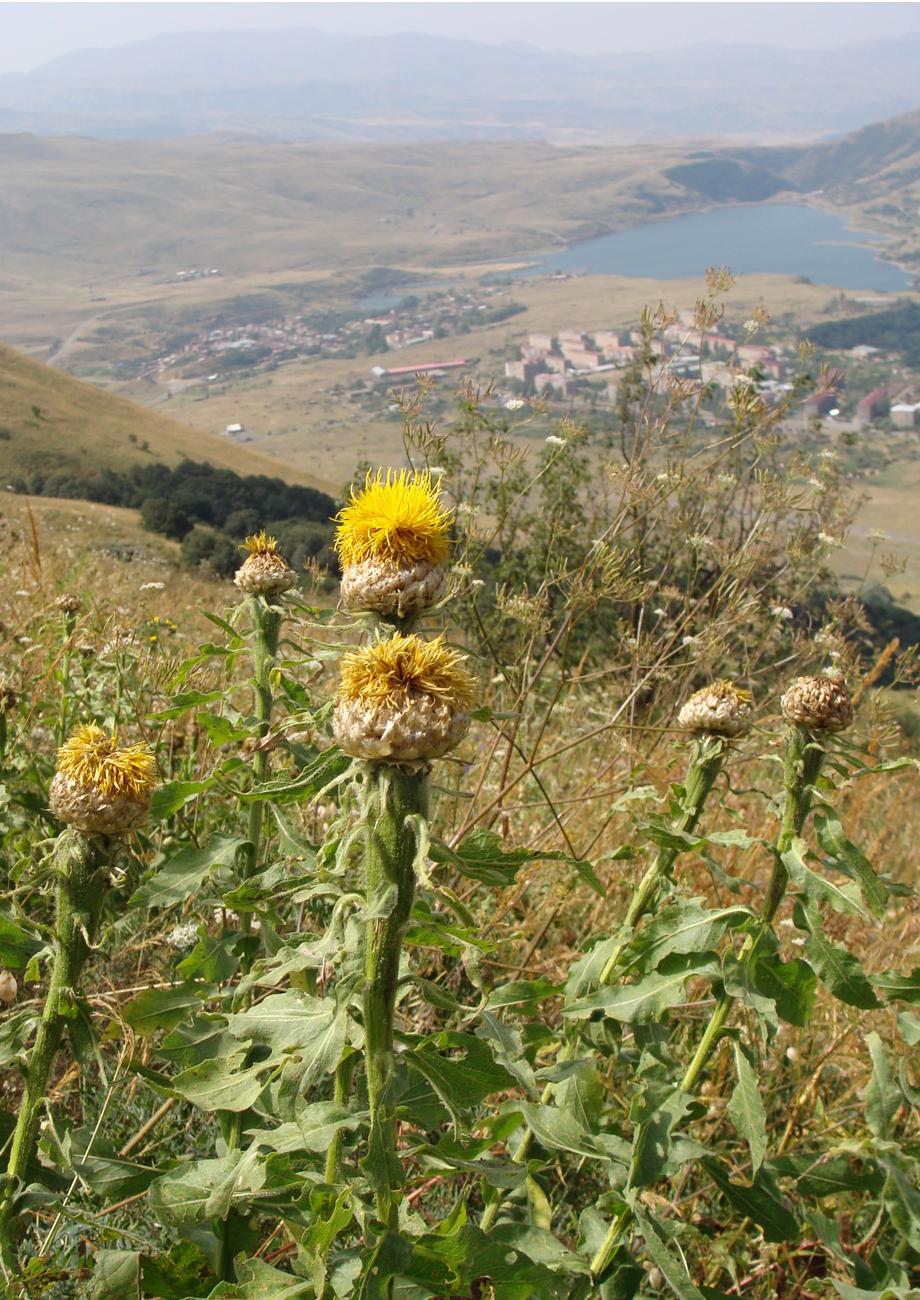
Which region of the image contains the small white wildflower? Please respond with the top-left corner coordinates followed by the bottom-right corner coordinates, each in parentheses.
top-left (452, 562), bottom-right (473, 578)
top-left (688, 533), bottom-right (713, 549)
top-left (545, 435), bottom-right (566, 447)
top-left (818, 448), bottom-right (837, 460)
top-left (808, 477), bottom-right (823, 489)
top-left (470, 578), bottom-right (485, 588)
top-left (428, 466), bottom-right (447, 477)
top-left (491, 672), bottom-right (506, 685)
top-left (456, 503), bottom-right (478, 518)
top-left (771, 605), bottom-right (794, 620)
top-left (166, 922), bottom-right (199, 950)
top-left (139, 581), bottom-right (166, 592)
top-left (14, 590), bottom-right (29, 598)
top-left (214, 906), bottom-right (239, 926)
top-left (817, 532), bottom-right (841, 547)
top-left (743, 318), bottom-right (758, 334)
top-left (504, 398), bottom-right (525, 410)
top-left (715, 473), bottom-right (737, 488)
top-left (681, 635), bottom-right (698, 647)
top-left (867, 529), bottom-right (889, 542)
top-left (653, 607), bottom-right (667, 617)
top-left (785, 1046), bottom-right (799, 1064)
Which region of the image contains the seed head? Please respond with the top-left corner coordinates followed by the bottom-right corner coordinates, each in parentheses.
top-left (0, 971), bottom-right (17, 1005)
top-left (50, 723), bottom-right (157, 837)
top-left (335, 469), bottom-right (452, 570)
top-left (678, 680), bottom-right (754, 738)
top-left (55, 593), bottom-right (82, 616)
top-left (340, 555), bottom-right (447, 618)
top-left (334, 632), bottom-right (476, 763)
top-left (234, 531), bottom-right (297, 597)
top-left (781, 673), bottom-right (852, 732)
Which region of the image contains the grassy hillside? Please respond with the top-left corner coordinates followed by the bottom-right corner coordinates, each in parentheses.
top-left (0, 341), bottom-right (333, 490)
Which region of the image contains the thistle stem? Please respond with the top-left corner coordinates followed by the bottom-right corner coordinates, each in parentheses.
top-left (240, 597), bottom-right (282, 938)
top-left (325, 1052), bottom-right (358, 1186)
top-left (588, 724), bottom-right (823, 1282)
top-left (362, 763), bottom-right (426, 1231)
top-left (480, 736), bottom-right (727, 1232)
top-left (0, 830), bottom-right (107, 1268)
top-left (216, 597), bottom-right (282, 1283)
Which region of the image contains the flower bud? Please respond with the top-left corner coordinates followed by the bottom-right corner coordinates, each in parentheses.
top-left (781, 673), bottom-right (852, 732)
top-left (234, 531), bottom-right (297, 597)
top-left (50, 723), bottom-right (157, 837)
top-left (677, 680), bottom-right (753, 738)
top-left (335, 470), bottom-right (452, 618)
top-left (0, 971), bottom-right (17, 1005)
top-left (333, 632), bottom-right (475, 764)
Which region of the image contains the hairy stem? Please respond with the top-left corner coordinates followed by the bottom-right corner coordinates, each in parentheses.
top-left (589, 723), bottom-right (823, 1281)
top-left (481, 735), bottom-right (727, 1232)
top-left (0, 830), bottom-right (107, 1269)
top-left (216, 596), bottom-right (281, 1284)
top-left (362, 763), bottom-right (426, 1231)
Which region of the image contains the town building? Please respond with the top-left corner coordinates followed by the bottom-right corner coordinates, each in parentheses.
top-left (856, 387), bottom-right (890, 425)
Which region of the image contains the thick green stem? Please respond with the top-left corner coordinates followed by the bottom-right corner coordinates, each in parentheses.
top-left (589, 724), bottom-right (824, 1281)
top-left (362, 763), bottom-right (426, 1231)
top-left (216, 597), bottom-right (282, 1284)
top-left (481, 736), bottom-right (727, 1232)
top-left (0, 830), bottom-right (107, 1268)
top-left (240, 597), bottom-right (282, 938)
top-left (325, 1052), bottom-right (358, 1186)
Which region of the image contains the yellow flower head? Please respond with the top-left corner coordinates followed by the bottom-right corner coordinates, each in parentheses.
top-left (338, 632), bottom-right (476, 709)
top-left (335, 470), bottom-right (452, 569)
top-left (56, 723), bottom-right (157, 799)
top-left (242, 530), bottom-right (282, 558)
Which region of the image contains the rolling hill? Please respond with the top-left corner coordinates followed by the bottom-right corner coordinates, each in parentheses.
top-left (1, 26), bottom-right (920, 142)
top-left (0, 341), bottom-right (332, 490)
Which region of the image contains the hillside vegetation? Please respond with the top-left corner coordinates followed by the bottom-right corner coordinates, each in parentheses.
top-left (0, 342), bottom-right (331, 489)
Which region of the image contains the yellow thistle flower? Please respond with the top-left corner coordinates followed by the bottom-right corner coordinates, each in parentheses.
top-left (334, 633), bottom-right (476, 763)
top-left (335, 470), bottom-right (452, 569)
top-left (50, 723), bottom-right (157, 837)
top-left (242, 530), bottom-right (282, 557)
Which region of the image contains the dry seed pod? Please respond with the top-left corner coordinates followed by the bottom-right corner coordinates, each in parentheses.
top-left (335, 469), bottom-right (451, 618)
top-left (333, 631), bottom-right (475, 764)
top-left (50, 723), bottom-right (157, 837)
top-left (55, 593), bottom-right (82, 616)
top-left (781, 673), bottom-right (852, 732)
top-left (677, 680), bottom-right (754, 738)
top-left (234, 531), bottom-right (297, 597)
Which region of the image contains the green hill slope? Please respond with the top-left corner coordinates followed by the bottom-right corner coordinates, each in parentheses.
top-left (0, 341), bottom-right (330, 489)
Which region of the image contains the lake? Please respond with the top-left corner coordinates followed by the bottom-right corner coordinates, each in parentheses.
top-left (522, 203), bottom-right (913, 292)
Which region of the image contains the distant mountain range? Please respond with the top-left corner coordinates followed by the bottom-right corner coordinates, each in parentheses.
top-left (1, 26), bottom-right (920, 142)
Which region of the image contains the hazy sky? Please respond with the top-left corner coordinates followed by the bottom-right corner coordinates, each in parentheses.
top-left (2, 1), bottom-right (920, 74)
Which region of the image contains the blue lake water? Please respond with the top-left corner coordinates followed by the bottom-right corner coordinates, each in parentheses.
top-left (521, 203), bottom-right (913, 292)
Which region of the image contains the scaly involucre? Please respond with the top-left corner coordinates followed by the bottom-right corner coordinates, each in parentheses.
top-left (234, 531), bottom-right (297, 596)
top-left (335, 470), bottom-right (453, 569)
top-left (338, 633), bottom-right (475, 709)
top-left (56, 723), bottom-right (156, 798)
top-left (678, 680), bottom-right (754, 737)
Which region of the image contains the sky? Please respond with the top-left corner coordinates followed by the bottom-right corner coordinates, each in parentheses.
top-left (1, 0), bottom-right (920, 74)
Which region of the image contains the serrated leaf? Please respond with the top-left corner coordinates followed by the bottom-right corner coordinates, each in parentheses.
top-left (782, 837), bottom-right (870, 920)
top-left (703, 1159), bottom-right (799, 1243)
top-left (633, 1206), bottom-right (708, 1300)
top-left (0, 910), bottom-right (43, 969)
top-left (406, 1031), bottom-right (517, 1122)
top-left (864, 1032), bottom-right (898, 1141)
top-left (622, 900), bottom-right (752, 975)
top-left (726, 1043), bottom-right (767, 1173)
top-left (148, 1149), bottom-right (266, 1226)
top-left (238, 747), bottom-right (349, 805)
top-left (815, 811), bottom-right (889, 918)
top-left (148, 779), bottom-right (212, 823)
top-left (227, 990), bottom-right (346, 1087)
top-left (90, 1249), bottom-right (141, 1299)
top-left (129, 835), bottom-right (247, 910)
top-left (565, 952), bottom-right (718, 1023)
top-left (122, 983), bottom-right (213, 1038)
top-left (794, 900), bottom-right (880, 1010)
top-left (172, 1052), bottom-right (265, 1113)
top-left (430, 829), bottom-right (592, 889)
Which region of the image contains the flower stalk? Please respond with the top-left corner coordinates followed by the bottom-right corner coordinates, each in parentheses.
top-left (480, 731), bottom-right (730, 1232)
top-left (0, 830), bottom-right (109, 1267)
top-left (360, 763), bottom-right (427, 1229)
top-left (588, 714), bottom-right (833, 1282)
